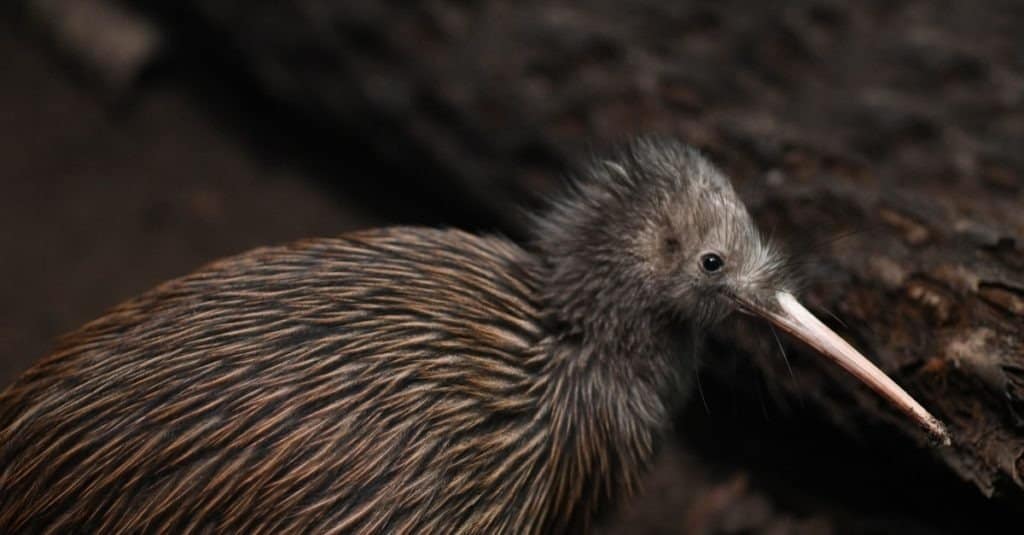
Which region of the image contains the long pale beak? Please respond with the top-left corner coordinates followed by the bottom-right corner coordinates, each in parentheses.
top-left (741, 291), bottom-right (950, 446)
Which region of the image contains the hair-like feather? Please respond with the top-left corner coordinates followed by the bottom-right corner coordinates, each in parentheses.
top-left (0, 137), bottom-right (787, 533)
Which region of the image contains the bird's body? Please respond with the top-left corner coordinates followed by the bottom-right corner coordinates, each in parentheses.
top-left (0, 228), bottom-right (678, 533)
top-left (0, 138), bottom-right (947, 533)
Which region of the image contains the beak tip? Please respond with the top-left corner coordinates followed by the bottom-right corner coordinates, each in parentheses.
top-left (928, 419), bottom-right (953, 448)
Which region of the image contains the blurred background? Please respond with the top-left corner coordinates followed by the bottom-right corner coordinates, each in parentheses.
top-left (3, 1), bottom-right (1024, 533)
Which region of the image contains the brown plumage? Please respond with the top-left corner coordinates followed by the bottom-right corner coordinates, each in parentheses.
top-left (0, 137), bottom-right (946, 533)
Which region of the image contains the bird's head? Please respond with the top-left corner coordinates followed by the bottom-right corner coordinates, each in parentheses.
top-left (536, 136), bottom-right (949, 444)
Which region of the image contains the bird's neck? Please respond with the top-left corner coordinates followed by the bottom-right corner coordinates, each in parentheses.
top-left (534, 276), bottom-right (700, 530)
top-left (538, 256), bottom-right (700, 415)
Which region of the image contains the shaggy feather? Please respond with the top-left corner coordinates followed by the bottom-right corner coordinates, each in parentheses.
top-left (0, 137), bottom-right (786, 533)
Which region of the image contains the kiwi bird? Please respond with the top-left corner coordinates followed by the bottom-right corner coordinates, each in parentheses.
top-left (0, 137), bottom-right (948, 533)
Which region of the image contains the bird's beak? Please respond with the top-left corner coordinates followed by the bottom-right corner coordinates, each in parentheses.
top-left (738, 291), bottom-right (950, 446)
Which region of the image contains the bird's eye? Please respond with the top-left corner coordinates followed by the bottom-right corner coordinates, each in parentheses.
top-left (700, 253), bottom-right (724, 273)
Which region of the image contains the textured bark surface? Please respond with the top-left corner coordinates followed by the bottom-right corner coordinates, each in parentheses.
top-left (15, 0), bottom-right (1024, 531)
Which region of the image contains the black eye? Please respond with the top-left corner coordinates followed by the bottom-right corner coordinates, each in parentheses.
top-left (700, 253), bottom-right (724, 273)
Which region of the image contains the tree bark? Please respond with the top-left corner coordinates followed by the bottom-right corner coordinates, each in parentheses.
top-left (131, 0), bottom-right (1024, 530)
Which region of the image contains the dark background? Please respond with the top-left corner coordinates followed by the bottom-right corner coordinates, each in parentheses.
top-left (3, 1), bottom-right (1024, 533)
